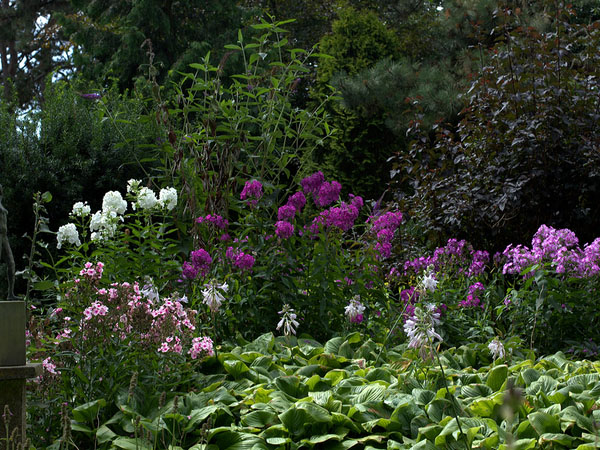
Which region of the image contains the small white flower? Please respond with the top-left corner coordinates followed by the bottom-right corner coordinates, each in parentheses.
top-left (127, 179), bottom-right (141, 193)
top-left (102, 191), bottom-right (127, 215)
top-left (344, 295), bottom-right (365, 323)
top-left (56, 223), bottom-right (81, 249)
top-left (141, 277), bottom-right (160, 303)
top-left (134, 187), bottom-right (158, 211)
top-left (158, 187), bottom-right (178, 211)
top-left (420, 272), bottom-right (438, 292)
top-left (403, 303), bottom-right (442, 357)
top-left (277, 304), bottom-right (299, 336)
top-left (90, 210), bottom-right (118, 241)
top-left (202, 282), bottom-right (228, 313)
top-left (488, 337), bottom-right (505, 360)
top-left (71, 201), bottom-right (91, 217)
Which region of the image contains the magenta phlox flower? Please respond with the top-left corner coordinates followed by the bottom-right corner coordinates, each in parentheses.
top-left (226, 247), bottom-right (255, 271)
top-left (196, 214), bottom-right (229, 229)
top-left (326, 202), bottom-right (360, 231)
top-left (314, 180), bottom-right (341, 208)
top-left (278, 204), bottom-right (296, 221)
top-left (349, 194), bottom-right (364, 210)
top-left (459, 282), bottom-right (485, 308)
top-left (275, 220), bottom-right (294, 239)
top-left (80, 261), bottom-right (104, 282)
top-left (468, 250), bottom-right (490, 276)
top-left (286, 191), bottom-right (306, 212)
top-left (301, 171), bottom-right (325, 195)
top-left (240, 180), bottom-right (263, 206)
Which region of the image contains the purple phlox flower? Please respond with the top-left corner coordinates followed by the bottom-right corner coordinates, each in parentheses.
top-left (468, 250), bottom-right (490, 277)
top-left (349, 194), bottom-right (364, 210)
top-left (240, 180), bottom-right (263, 206)
top-left (278, 204), bottom-right (296, 221)
top-left (226, 247), bottom-right (255, 271)
top-left (275, 221), bottom-right (294, 239)
top-left (314, 180), bottom-right (342, 208)
top-left (286, 191), bottom-right (306, 212)
top-left (301, 171), bottom-right (325, 195)
top-left (196, 214), bottom-right (229, 229)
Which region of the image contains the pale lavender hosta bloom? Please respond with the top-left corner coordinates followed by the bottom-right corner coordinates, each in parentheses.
top-left (403, 303), bottom-right (442, 358)
top-left (420, 269), bottom-right (438, 293)
top-left (345, 295), bottom-right (365, 324)
top-left (488, 337), bottom-right (505, 360)
top-left (202, 282), bottom-right (228, 313)
top-left (277, 304), bottom-right (299, 336)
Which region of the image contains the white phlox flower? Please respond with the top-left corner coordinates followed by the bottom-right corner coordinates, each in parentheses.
top-left (90, 210), bottom-right (119, 241)
top-left (127, 179), bottom-right (142, 193)
top-left (134, 187), bottom-right (158, 211)
top-left (57, 223), bottom-right (81, 249)
top-left (158, 187), bottom-right (178, 211)
top-left (71, 201), bottom-right (91, 217)
top-left (102, 191), bottom-right (127, 215)
top-left (403, 303), bottom-right (442, 356)
top-left (488, 337), bottom-right (505, 360)
top-left (277, 304), bottom-right (299, 336)
top-left (202, 282), bottom-right (228, 313)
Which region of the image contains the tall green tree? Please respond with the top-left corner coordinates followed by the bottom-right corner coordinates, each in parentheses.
top-left (0, 0), bottom-right (72, 109)
top-left (58, 0), bottom-right (244, 90)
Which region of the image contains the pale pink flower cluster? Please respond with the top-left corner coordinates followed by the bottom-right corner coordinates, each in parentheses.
top-left (79, 261), bottom-right (104, 282)
top-left (189, 336), bottom-right (214, 359)
top-left (82, 301), bottom-right (109, 321)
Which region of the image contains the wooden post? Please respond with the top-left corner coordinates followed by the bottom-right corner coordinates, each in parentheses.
top-left (0, 301), bottom-right (41, 448)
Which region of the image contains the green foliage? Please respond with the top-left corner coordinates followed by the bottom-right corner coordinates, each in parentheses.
top-left (0, 79), bottom-right (157, 293)
top-left (58, 0), bottom-right (244, 91)
top-left (393, 5), bottom-right (600, 250)
top-left (30, 332), bottom-right (600, 449)
top-left (152, 19), bottom-right (333, 219)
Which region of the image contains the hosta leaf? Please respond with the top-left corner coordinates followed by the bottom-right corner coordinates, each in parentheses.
top-left (412, 389), bottom-right (435, 406)
top-left (297, 402), bottom-right (332, 423)
top-left (208, 429), bottom-right (264, 449)
top-left (559, 405), bottom-right (596, 433)
top-left (528, 411), bottom-right (561, 435)
top-left (498, 438), bottom-right (536, 450)
top-left (96, 424), bottom-right (117, 444)
top-left (365, 367), bottom-right (393, 383)
top-left (486, 365), bottom-right (508, 392)
top-left (279, 406), bottom-right (309, 436)
top-left (72, 398), bottom-right (107, 424)
top-left (324, 369), bottom-right (348, 386)
top-left (240, 410), bottom-right (278, 428)
top-left (301, 432), bottom-right (345, 445)
top-left (539, 433), bottom-right (577, 446)
top-left (309, 353), bottom-right (345, 368)
top-left (186, 405), bottom-right (233, 430)
top-left (461, 384), bottom-right (493, 398)
top-left (526, 375), bottom-right (558, 396)
top-left (112, 437), bottom-right (152, 450)
top-left (223, 359), bottom-right (250, 379)
top-left (521, 368), bottom-right (541, 387)
top-left (355, 384), bottom-right (386, 403)
top-left (324, 337), bottom-right (344, 355)
top-left (275, 376), bottom-right (308, 399)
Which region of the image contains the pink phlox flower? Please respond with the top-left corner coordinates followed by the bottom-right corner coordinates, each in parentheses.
top-left (240, 180), bottom-right (263, 206)
top-left (196, 214), bottom-right (229, 229)
top-left (42, 357), bottom-right (58, 375)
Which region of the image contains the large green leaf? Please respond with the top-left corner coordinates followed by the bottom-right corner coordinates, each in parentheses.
top-left (279, 406), bottom-right (309, 436)
top-left (72, 398), bottom-right (107, 424)
top-left (528, 411), bottom-right (561, 435)
top-left (208, 428), bottom-right (265, 449)
top-left (240, 409), bottom-right (278, 428)
top-left (223, 359), bottom-right (251, 379)
top-left (486, 365), bottom-right (508, 392)
top-left (275, 375), bottom-right (309, 398)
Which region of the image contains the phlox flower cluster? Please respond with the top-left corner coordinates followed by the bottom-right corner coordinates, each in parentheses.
top-left (189, 336), bottom-right (214, 359)
top-left (300, 171), bottom-right (342, 208)
top-left (240, 180), bottom-right (263, 207)
top-left (182, 249), bottom-right (212, 280)
top-left (56, 223), bottom-right (81, 249)
top-left (369, 211), bottom-right (403, 259)
top-left (502, 225), bottom-right (600, 278)
top-left (67, 263), bottom-right (211, 361)
top-left (71, 201), bottom-right (91, 217)
top-left (127, 180), bottom-right (178, 211)
top-left (345, 296), bottom-right (365, 324)
top-left (225, 247), bottom-right (255, 271)
top-left (459, 282), bottom-right (485, 308)
top-left (102, 191), bottom-right (128, 215)
top-left (79, 261), bottom-right (104, 282)
top-left (402, 238), bottom-right (489, 277)
top-left (275, 221), bottom-right (294, 239)
top-left (196, 214), bottom-right (229, 229)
